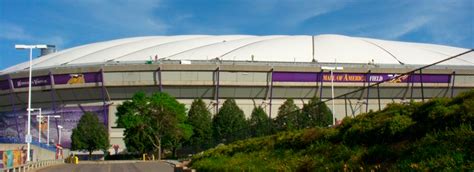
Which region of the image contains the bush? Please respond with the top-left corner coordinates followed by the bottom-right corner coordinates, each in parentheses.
top-left (396, 124), bottom-right (474, 171)
top-left (191, 89), bottom-right (474, 171)
top-left (212, 99), bottom-right (248, 144)
top-left (341, 112), bottom-right (414, 146)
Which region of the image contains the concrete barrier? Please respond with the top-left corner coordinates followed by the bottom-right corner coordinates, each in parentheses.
top-left (0, 144), bottom-right (58, 161)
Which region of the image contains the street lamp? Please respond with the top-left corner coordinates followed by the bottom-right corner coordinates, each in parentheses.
top-left (321, 66), bottom-right (343, 125)
top-left (15, 44), bottom-right (48, 162)
top-left (35, 112), bottom-right (61, 146)
top-left (46, 115), bottom-right (61, 146)
top-left (30, 108), bottom-right (42, 143)
top-left (57, 125), bottom-right (63, 145)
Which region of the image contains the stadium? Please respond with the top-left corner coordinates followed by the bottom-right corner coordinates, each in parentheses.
top-left (0, 34), bottom-right (473, 153)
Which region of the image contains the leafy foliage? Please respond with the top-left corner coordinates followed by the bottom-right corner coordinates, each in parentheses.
top-left (192, 89), bottom-right (474, 171)
top-left (71, 112), bottom-right (109, 159)
top-left (274, 99), bottom-right (301, 131)
top-left (186, 99), bottom-right (213, 153)
top-left (248, 106), bottom-right (272, 137)
top-left (116, 92), bottom-right (192, 159)
top-left (301, 97), bottom-right (333, 128)
top-left (212, 99), bottom-right (248, 144)
top-left (339, 105), bottom-right (416, 146)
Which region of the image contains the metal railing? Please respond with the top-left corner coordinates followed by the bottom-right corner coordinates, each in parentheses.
top-left (1, 159), bottom-right (63, 172)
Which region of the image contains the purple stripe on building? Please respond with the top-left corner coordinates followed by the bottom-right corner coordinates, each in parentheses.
top-left (0, 80), bottom-right (9, 90)
top-left (54, 72), bottom-right (102, 85)
top-left (3, 72), bottom-right (102, 89)
top-left (407, 74), bottom-right (451, 83)
top-left (272, 72), bottom-right (451, 83)
top-left (12, 76), bottom-right (51, 88)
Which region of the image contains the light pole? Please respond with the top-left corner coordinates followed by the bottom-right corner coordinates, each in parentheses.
top-left (321, 66), bottom-right (343, 125)
top-left (30, 108), bottom-right (42, 143)
top-left (15, 44), bottom-right (48, 162)
top-left (32, 110), bottom-right (61, 146)
top-left (57, 125), bottom-right (63, 145)
top-left (46, 115), bottom-right (61, 146)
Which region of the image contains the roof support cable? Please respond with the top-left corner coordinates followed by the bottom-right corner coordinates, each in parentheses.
top-left (320, 49), bottom-right (473, 104)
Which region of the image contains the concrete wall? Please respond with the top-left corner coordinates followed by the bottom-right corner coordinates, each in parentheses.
top-left (1, 63), bottom-right (473, 154)
top-left (2, 63), bottom-right (474, 109)
top-left (0, 144), bottom-right (59, 161)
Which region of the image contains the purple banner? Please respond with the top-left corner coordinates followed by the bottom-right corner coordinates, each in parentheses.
top-left (7, 72), bottom-right (102, 89)
top-left (0, 80), bottom-right (9, 90)
top-left (54, 72), bottom-right (102, 85)
top-left (273, 72), bottom-right (451, 83)
top-left (12, 76), bottom-right (51, 88)
top-left (0, 106), bottom-right (107, 148)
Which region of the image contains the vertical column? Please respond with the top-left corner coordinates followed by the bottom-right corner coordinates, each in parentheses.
top-left (100, 68), bottom-right (108, 126)
top-left (268, 69), bottom-right (274, 119)
top-left (450, 71), bottom-right (456, 98)
top-left (49, 71), bottom-right (57, 145)
top-left (403, 72), bottom-right (411, 100)
top-left (420, 70), bottom-right (425, 102)
top-left (377, 84), bottom-right (381, 111)
top-left (319, 70), bottom-right (324, 101)
top-left (410, 72), bottom-right (414, 101)
top-left (214, 67), bottom-right (220, 115)
top-left (49, 72), bottom-right (57, 114)
top-left (344, 95), bottom-right (348, 117)
top-left (365, 70), bottom-right (371, 113)
top-left (314, 70), bottom-right (319, 97)
top-left (7, 75), bottom-right (21, 140)
top-left (156, 67), bottom-right (163, 92)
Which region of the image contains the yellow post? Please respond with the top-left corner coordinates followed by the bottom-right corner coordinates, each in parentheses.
top-left (74, 156), bottom-right (79, 164)
top-left (143, 154), bottom-right (146, 161)
top-left (152, 154), bottom-right (155, 161)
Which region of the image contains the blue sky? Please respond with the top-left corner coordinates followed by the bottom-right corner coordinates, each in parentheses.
top-left (1, 0), bottom-right (472, 70)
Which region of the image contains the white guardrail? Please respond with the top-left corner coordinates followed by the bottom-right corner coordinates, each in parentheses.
top-left (1, 159), bottom-right (64, 172)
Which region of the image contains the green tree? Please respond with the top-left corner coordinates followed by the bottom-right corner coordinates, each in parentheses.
top-left (212, 99), bottom-right (248, 144)
top-left (116, 92), bottom-right (192, 159)
top-left (301, 97), bottom-right (333, 128)
top-left (71, 112), bottom-right (109, 160)
top-left (187, 99), bottom-right (213, 152)
top-left (249, 106), bottom-right (272, 137)
top-left (274, 99), bottom-right (301, 131)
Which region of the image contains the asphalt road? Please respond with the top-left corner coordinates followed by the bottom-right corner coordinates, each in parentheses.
top-left (36, 161), bottom-right (174, 172)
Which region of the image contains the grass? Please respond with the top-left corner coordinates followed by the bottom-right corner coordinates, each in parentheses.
top-left (190, 90), bottom-right (474, 171)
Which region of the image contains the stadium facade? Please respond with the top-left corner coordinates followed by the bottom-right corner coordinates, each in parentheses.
top-left (1, 34), bottom-right (473, 153)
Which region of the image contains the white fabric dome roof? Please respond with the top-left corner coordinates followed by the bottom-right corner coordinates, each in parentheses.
top-left (3, 34), bottom-right (473, 73)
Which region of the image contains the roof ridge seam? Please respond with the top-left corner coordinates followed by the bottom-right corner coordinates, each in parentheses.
top-left (110, 35), bottom-right (212, 62)
top-left (8, 44), bottom-right (90, 72)
top-left (165, 36), bottom-right (260, 60)
top-left (218, 36), bottom-right (289, 60)
top-left (357, 38), bottom-right (405, 65)
top-left (64, 37), bottom-right (161, 65)
top-left (33, 37), bottom-right (150, 67)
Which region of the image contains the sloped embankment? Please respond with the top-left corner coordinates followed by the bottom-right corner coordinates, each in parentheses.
top-left (191, 90), bottom-right (474, 171)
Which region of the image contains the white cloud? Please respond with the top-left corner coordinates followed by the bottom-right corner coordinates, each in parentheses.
top-left (344, 0), bottom-right (472, 47)
top-left (385, 16), bottom-right (432, 39)
top-left (249, 0), bottom-right (354, 29)
top-left (0, 23), bottom-right (34, 40)
top-left (0, 22), bottom-right (66, 48)
top-left (285, 0), bottom-right (354, 25)
top-left (73, 0), bottom-right (168, 34)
